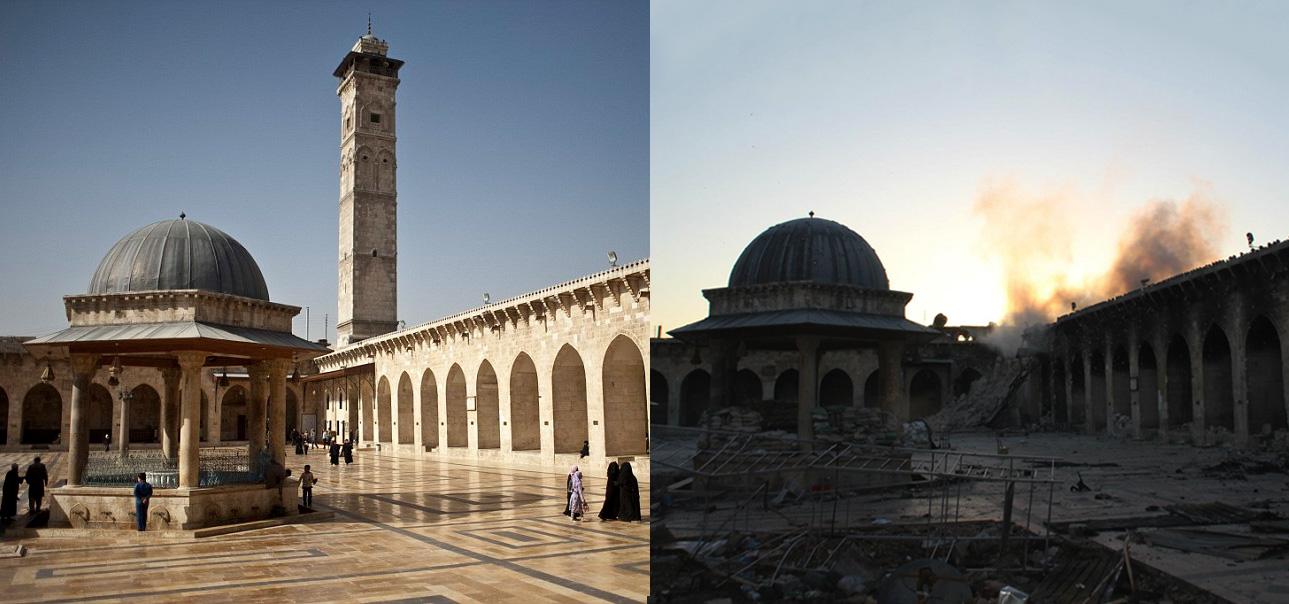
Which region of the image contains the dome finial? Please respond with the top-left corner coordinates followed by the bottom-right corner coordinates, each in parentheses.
top-left (180, 212), bottom-right (186, 220)
top-left (808, 210), bottom-right (814, 218)
top-left (367, 13), bottom-right (372, 36)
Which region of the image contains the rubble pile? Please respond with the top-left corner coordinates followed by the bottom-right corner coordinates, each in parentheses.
top-left (700, 404), bottom-right (908, 449)
top-left (812, 406), bottom-right (902, 445)
top-left (927, 358), bottom-right (1033, 430)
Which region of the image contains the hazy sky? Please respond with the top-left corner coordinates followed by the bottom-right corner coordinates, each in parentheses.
top-left (652, 1), bottom-right (1289, 333)
top-left (0, 1), bottom-right (648, 340)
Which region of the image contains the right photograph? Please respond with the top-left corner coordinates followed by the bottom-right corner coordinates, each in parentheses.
top-left (648, 3), bottom-right (1289, 603)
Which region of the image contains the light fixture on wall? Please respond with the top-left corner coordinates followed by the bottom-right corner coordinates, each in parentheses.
top-left (483, 293), bottom-right (490, 304)
top-left (218, 369), bottom-right (230, 389)
top-left (40, 357), bottom-right (55, 384)
top-left (607, 250), bottom-right (617, 267)
top-left (108, 356), bottom-right (123, 387)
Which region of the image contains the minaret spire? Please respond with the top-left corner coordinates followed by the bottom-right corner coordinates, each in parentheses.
top-left (367, 13), bottom-right (372, 36)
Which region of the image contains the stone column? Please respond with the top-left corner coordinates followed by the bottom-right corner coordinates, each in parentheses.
top-left (1104, 338), bottom-right (1115, 436)
top-left (268, 359), bottom-right (290, 463)
top-left (1082, 348), bottom-right (1095, 435)
top-left (796, 336), bottom-right (821, 443)
top-left (1155, 332), bottom-right (1171, 441)
top-left (1127, 328), bottom-right (1141, 440)
top-left (1187, 318), bottom-right (1206, 442)
top-left (67, 354), bottom-right (101, 486)
top-left (248, 362), bottom-right (268, 468)
top-left (160, 367), bottom-right (181, 459)
top-left (708, 339), bottom-right (735, 412)
top-left (116, 380), bottom-right (131, 454)
top-left (878, 339), bottom-right (905, 420)
top-left (1229, 320), bottom-right (1250, 444)
top-left (1061, 341), bottom-right (1074, 426)
top-left (177, 352), bottom-right (205, 488)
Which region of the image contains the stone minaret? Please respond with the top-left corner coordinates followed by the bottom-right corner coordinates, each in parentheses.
top-left (334, 30), bottom-right (403, 347)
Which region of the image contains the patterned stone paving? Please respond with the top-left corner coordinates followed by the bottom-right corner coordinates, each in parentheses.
top-left (0, 449), bottom-right (648, 603)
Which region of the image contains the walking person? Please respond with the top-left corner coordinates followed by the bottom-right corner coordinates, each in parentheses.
top-left (598, 461), bottom-right (621, 521)
top-left (299, 465), bottom-right (317, 508)
top-left (104, 432), bottom-right (111, 452)
top-left (342, 440), bottom-right (353, 465)
top-left (566, 465), bottom-right (589, 522)
top-left (1, 463), bottom-right (20, 522)
top-left (617, 462), bottom-right (642, 522)
top-left (133, 473), bottom-right (153, 531)
top-left (24, 457), bottom-right (48, 514)
top-left (329, 440), bottom-right (341, 466)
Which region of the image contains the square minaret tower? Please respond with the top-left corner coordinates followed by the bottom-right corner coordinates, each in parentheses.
top-left (334, 32), bottom-right (403, 346)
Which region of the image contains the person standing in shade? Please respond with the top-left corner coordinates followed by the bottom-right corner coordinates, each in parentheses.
top-left (329, 440), bottom-right (341, 466)
top-left (566, 465), bottom-right (589, 521)
top-left (24, 457), bottom-right (48, 514)
top-left (617, 462), bottom-right (641, 522)
top-left (104, 432), bottom-right (111, 452)
top-left (133, 473), bottom-right (153, 531)
top-left (1, 464), bottom-right (20, 522)
top-left (579, 440), bottom-right (590, 459)
top-left (299, 465), bottom-right (317, 507)
top-left (342, 440), bottom-right (353, 465)
top-left (598, 461), bottom-right (621, 521)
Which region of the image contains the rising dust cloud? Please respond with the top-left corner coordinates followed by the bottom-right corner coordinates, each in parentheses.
top-left (974, 179), bottom-right (1228, 355)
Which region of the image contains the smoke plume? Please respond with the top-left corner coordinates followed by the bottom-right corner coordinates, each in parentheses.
top-left (973, 179), bottom-right (1228, 355)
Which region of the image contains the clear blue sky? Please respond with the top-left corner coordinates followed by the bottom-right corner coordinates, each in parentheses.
top-left (652, 1), bottom-right (1289, 333)
top-left (0, 1), bottom-right (648, 341)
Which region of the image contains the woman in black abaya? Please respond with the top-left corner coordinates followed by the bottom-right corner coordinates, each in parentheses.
top-left (617, 462), bottom-right (641, 522)
top-left (598, 461), bottom-right (620, 521)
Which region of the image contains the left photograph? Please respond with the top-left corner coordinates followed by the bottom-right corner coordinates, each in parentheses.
top-left (0, 2), bottom-right (649, 601)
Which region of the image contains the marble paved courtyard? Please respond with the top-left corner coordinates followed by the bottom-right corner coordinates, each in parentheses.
top-left (0, 449), bottom-right (649, 603)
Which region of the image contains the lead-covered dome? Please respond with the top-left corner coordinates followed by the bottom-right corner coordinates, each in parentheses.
top-left (728, 216), bottom-right (889, 289)
top-left (88, 218), bottom-right (270, 300)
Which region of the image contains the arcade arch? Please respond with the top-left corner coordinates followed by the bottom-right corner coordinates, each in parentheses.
top-left (510, 354), bottom-right (540, 451)
top-left (603, 335), bottom-right (647, 456)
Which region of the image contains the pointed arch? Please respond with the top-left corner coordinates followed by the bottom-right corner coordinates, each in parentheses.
top-left (953, 367), bottom-right (984, 397)
top-left (420, 368), bottom-right (439, 449)
top-left (360, 378), bottom-right (374, 443)
top-left (477, 361), bottom-right (500, 449)
top-left (397, 372), bottom-right (414, 444)
top-left (377, 375), bottom-right (392, 442)
top-left (1246, 316), bottom-right (1286, 434)
top-left (1112, 345), bottom-right (1131, 419)
top-left (1089, 349), bottom-right (1107, 430)
top-left (679, 369), bottom-right (710, 427)
top-left (86, 383), bottom-right (112, 445)
top-left (775, 369), bottom-right (799, 402)
top-left (820, 369), bottom-right (853, 407)
top-left (908, 368), bottom-right (942, 419)
top-left (22, 383), bottom-right (62, 444)
top-left (510, 353), bottom-right (540, 451)
top-left (446, 364), bottom-right (468, 447)
top-left (734, 369), bottom-right (762, 406)
top-left (1138, 341), bottom-right (1160, 430)
top-left (129, 383), bottom-right (162, 443)
top-left (863, 370), bottom-right (879, 409)
top-left (650, 370), bottom-right (669, 425)
top-left (1203, 325), bottom-right (1234, 432)
top-left (552, 344), bottom-right (588, 453)
top-left (1166, 335), bottom-right (1193, 428)
top-left (603, 335), bottom-right (647, 456)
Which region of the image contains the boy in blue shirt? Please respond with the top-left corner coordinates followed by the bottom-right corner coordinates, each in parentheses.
top-left (133, 473), bottom-right (153, 531)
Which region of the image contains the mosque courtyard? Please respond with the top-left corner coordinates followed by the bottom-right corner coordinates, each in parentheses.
top-left (0, 450), bottom-right (649, 603)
